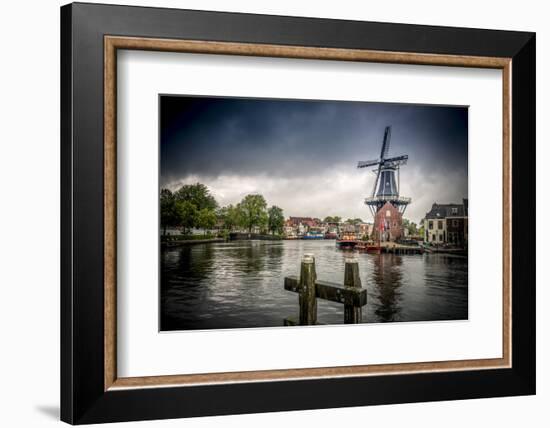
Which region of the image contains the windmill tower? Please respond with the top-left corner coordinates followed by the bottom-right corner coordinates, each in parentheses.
top-left (357, 126), bottom-right (411, 241)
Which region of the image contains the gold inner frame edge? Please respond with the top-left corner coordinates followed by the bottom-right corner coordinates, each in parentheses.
top-left (104, 35), bottom-right (512, 391)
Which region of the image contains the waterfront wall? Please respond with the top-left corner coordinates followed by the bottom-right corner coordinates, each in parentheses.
top-left (229, 232), bottom-right (282, 241)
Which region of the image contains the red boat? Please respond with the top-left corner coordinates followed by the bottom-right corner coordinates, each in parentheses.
top-left (365, 244), bottom-right (381, 254)
top-left (356, 241), bottom-right (381, 253)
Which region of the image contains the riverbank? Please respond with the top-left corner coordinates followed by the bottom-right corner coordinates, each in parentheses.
top-left (161, 237), bottom-right (225, 247)
top-left (424, 247), bottom-right (467, 256)
top-left (229, 232), bottom-right (282, 241)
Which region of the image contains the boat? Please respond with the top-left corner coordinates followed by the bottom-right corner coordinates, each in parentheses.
top-left (302, 230), bottom-right (324, 240)
top-left (356, 240), bottom-right (381, 254)
top-left (336, 232), bottom-right (358, 249)
top-left (365, 244), bottom-right (382, 254)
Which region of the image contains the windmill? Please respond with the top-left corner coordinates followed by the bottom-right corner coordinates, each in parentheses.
top-left (357, 126), bottom-right (411, 217)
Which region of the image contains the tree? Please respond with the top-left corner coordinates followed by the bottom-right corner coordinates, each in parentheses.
top-left (237, 194), bottom-right (268, 233)
top-left (160, 189), bottom-right (179, 235)
top-left (403, 218), bottom-right (418, 236)
top-left (176, 200), bottom-right (197, 234)
top-left (196, 208), bottom-right (217, 235)
top-left (324, 216), bottom-right (341, 224)
top-left (346, 218), bottom-right (363, 225)
top-left (267, 205), bottom-right (285, 235)
top-left (218, 204), bottom-right (241, 231)
top-left (174, 183), bottom-right (218, 211)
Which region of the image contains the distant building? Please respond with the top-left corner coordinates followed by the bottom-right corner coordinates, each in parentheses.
top-left (356, 222), bottom-right (373, 239)
top-left (423, 199), bottom-right (468, 246)
top-left (283, 223), bottom-right (298, 239)
top-left (284, 217), bottom-right (324, 238)
top-left (287, 217), bottom-right (318, 228)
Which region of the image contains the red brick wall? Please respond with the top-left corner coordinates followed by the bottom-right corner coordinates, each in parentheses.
top-left (371, 201), bottom-right (403, 241)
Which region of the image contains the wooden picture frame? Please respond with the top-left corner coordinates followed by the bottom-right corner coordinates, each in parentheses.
top-left (61, 2), bottom-right (535, 424)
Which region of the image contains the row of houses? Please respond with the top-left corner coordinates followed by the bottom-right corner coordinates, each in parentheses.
top-left (283, 216), bottom-right (374, 239)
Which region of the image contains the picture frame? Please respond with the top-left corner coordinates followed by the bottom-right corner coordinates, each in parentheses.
top-left (60, 2), bottom-right (535, 424)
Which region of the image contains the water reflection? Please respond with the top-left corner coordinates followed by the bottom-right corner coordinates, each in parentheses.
top-left (371, 255), bottom-right (404, 322)
top-left (160, 240), bottom-right (468, 331)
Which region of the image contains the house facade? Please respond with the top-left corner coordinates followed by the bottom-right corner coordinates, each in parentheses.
top-left (357, 222), bottom-right (373, 239)
top-left (423, 199), bottom-right (468, 247)
top-left (284, 217), bottom-right (325, 238)
top-left (372, 201), bottom-right (403, 241)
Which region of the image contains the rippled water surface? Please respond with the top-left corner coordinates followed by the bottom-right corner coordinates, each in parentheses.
top-left (160, 240), bottom-right (468, 331)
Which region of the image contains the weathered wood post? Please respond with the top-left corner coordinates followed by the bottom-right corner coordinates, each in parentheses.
top-left (299, 254), bottom-right (317, 325)
top-left (343, 255), bottom-right (363, 323)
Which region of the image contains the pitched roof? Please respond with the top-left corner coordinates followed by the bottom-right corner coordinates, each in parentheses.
top-left (424, 200), bottom-right (467, 219)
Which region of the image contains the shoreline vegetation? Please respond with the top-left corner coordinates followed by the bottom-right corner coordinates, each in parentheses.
top-left (160, 181), bottom-right (422, 244)
top-left (161, 182), bottom-right (286, 242)
top-left (161, 231), bottom-right (282, 244)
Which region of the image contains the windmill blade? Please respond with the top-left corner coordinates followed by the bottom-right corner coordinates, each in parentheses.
top-left (384, 154), bottom-right (408, 167)
top-left (372, 168), bottom-right (381, 197)
top-left (379, 126), bottom-right (392, 160)
top-left (357, 159), bottom-right (380, 168)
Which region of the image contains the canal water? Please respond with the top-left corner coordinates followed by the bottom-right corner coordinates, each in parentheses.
top-left (160, 240), bottom-right (468, 331)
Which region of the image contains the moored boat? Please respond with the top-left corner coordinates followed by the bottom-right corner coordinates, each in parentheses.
top-left (365, 244), bottom-right (382, 254)
top-left (336, 232), bottom-right (358, 249)
top-left (302, 231), bottom-right (324, 240)
top-left (355, 240), bottom-right (381, 253)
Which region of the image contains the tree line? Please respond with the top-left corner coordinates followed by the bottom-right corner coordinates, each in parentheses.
top-left (323, 216), bottom-right (363, 225)
top-left (160, 183), bottom-right (285, 236)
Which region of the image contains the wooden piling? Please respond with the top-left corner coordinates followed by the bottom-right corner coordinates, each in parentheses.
top-left (343, 256), bottom-right (363, 324)
top-left (299, 254), bottom-right (317, 325)
top-left (284, 255), bottom-right (367, 326)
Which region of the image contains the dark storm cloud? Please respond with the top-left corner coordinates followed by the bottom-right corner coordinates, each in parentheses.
top-left (160, 95), bottom-right (468, 223)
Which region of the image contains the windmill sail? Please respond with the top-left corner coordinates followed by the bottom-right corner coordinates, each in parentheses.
top-left (380, 126), bottom-right (391, 160)
top-left (357, 159), bottom-right (380, 168)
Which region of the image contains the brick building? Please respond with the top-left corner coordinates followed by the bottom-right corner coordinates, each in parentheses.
top-left (372, 201), bottom-right (404, 241)
top-left (423, 199), bottom-right (468, 247)
top-left (286, 217), bottom-right (319, 228)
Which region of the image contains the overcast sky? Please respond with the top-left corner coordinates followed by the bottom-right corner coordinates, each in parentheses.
top-left (160, 95), bottom-right (468, 224)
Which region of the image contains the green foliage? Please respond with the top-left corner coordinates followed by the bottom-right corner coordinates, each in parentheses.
top-left (196, 208), bottom-right (217, 235)
top-left (267, 205), bottom-right (285, 235)
top-left (176, 200), bottom-right (197, 233)
top-left (403, 218), bottom-right (418, 235)
top-left (162, 233), bottom-right (216, 242)
top-left (160, 183), bottom-right (219, 234)
top-left (323, 216), bottom-right (342, 224)
top-left (345, 218), bottom-right (363, 225)
top-left (237, 194), bottom-right (268, 232)
top-left (161, 183), bottom-right (280, 237)
top-left (217, 204), bottom-right (241, 231)
top-left (160, 189), bottom-right (179, 235)
top-left (174, 183), bottom-right (218, 211)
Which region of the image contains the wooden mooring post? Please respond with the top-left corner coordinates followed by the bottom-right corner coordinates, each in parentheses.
top-left (298, 254), bottom-right (317, 325)
top-left (284, 254), bottom-right (367, 326)
top-left (343, 256), bottom-right (362, 323)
